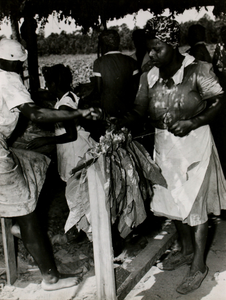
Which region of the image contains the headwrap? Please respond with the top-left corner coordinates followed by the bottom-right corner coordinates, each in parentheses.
top-left (145, 16), bottom-right (180, 48)
top-left (98, 30), bottom-right (120, 48)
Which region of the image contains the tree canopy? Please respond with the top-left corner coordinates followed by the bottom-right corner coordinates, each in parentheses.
top-left (1, 0), bottom-right (226, 33)
top-left (1, 0), bottom-right (225, 95)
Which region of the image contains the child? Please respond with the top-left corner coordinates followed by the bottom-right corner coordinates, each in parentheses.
top-left (27, 64), bottom-right (97, 182)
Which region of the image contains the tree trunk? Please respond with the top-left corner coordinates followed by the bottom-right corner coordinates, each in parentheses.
top-left (21, 15), bottom-right (40, 98)
top-left (10, 15), bottom-right (20, 41)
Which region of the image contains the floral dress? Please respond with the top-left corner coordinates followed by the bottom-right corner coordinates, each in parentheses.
top-left (0, 69), bottom-right (50, 217)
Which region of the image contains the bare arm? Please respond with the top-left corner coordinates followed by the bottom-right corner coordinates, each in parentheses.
top-left (26, 105), bottom-right (79, 150)
top-left (168, 95), bottom-right (224, 137)
top-left (18, 102), bottom-right (93, 123)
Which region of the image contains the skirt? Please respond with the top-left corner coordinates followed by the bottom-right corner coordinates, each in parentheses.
top-left (0, 135), bottom-right (50, 217)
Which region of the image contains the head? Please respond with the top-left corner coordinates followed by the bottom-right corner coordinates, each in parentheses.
top-left (98, 30), bottom-right (120, 56)
top-left (42, 64), bottom-right (73, 96)
top-left (144, 16), bottom-right (180, 68)
top-left (132, 29), bottom-right (146, 51)
top-left (220, 26), bottom-right (226, 45)
top-left (188, 24), bottom-right (206, 46)
top-left (0, 38), bottom-right (27, 73)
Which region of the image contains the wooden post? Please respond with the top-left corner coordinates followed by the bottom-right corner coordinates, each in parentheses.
top-left (87, 154), bottom-right (117, 300)
top-left (1, 218), bottom-right (17, 285)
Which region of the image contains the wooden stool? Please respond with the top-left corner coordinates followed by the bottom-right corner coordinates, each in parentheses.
top-left (1, 218), bottom-right (17, 285)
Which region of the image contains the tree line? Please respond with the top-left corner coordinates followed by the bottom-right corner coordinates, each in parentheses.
top-left (37, 15), bottom-right (225, 56)
top-left (1, 14), bottom-right (224, 56)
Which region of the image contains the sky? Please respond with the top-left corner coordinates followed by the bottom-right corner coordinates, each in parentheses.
top-left (0, 6), bottom-right (215, 38)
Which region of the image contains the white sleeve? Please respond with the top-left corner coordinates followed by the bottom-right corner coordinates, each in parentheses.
top-left (1, 71), bottom-right (33, 110)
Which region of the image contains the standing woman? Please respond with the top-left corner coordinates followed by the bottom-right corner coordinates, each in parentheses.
top-left (118, 16), bottom-right (226, 294)
top-left (0, 38), bottom-right (95, 290)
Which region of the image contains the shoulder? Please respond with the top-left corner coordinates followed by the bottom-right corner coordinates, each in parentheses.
top-left (93, 56), bottom-right (106, 71)
top-left (192, 61), bottom-right (223, 98)
top-left (122, 53), bottom-right (137, 63)
top-left (120, 54), bottom-right (139, 72)
top-left (0, 70), bottom-right (22, 87)
top-left (57, 92), bottom-right (79, 109)
top-left (0, 70), bottom-right (31, 97)
top-left (185, 60), bottom-right (214, 79)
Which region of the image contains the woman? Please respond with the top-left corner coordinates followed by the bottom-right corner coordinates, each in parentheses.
top-left (118, 16), bottom-right (226, 294)
top-left (0, 38), bottom-right (96, 291)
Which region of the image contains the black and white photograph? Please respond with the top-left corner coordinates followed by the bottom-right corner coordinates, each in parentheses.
top-left (0, 1), bottom-right (226, 299)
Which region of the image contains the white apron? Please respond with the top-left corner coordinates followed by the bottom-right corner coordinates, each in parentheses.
top-left (151, 125), bottom-right (212, 221)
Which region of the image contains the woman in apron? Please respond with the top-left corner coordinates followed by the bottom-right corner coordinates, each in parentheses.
top-left (117, 16), bottom-right (226, 294)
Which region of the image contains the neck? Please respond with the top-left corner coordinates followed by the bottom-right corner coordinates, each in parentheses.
top-left (160, 50), bottom-right (183, 80)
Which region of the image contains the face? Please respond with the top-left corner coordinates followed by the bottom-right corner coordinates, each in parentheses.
top-left (146, 38), bottom-right (174, 68)
top-left (45, 80), bottom-right (57, 95)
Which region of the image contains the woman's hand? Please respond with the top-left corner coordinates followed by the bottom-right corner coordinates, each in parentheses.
top-left (167, 120), bottom-right (194, 137)
top-left (81, 107), bottom-right (102, 120)
top-left (81, 108), bottom-right (94, 118)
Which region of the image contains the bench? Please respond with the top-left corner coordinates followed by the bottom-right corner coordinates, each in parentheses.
top-left (1, 218), bottom-right (17, 285)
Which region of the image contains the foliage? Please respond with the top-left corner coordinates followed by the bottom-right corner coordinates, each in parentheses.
top-left (37, 30), bottom-right (99, 55)
top-left (1, 0), bottom-right (226, 33)
top-left (37, 23), bottom-right (136, 56)
top-left (36, 17), bottom-right (225, 56)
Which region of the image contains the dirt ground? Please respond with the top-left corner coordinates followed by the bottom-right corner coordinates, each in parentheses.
top-left (124, 215), bottom-right (226, 300)
top-left (0, 159), bottom-right (164, 300)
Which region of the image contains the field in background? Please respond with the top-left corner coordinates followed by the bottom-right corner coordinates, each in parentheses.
top-left (38, 53), bottom-right (97, 87)
top-left (38, 45), bottom-right (216, 88)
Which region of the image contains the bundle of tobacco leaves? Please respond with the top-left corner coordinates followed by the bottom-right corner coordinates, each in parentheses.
top-left (65, 127), bottom-right (166, 239)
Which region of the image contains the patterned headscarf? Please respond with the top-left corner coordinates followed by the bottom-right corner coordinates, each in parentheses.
top-left (145, 16), bottom-right (180, 48)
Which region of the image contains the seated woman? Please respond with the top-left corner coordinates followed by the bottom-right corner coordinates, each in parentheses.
top-left (0, 38), bottom-right (96, 291)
